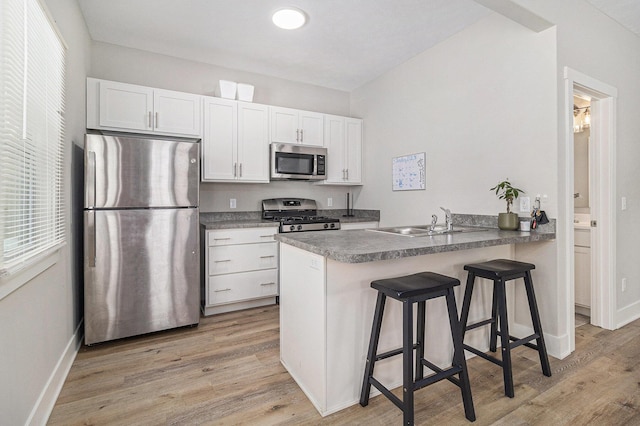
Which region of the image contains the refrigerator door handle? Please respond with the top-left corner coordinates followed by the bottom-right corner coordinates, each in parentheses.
top-left (87, 210), bottom-right (96, 267)
top-left (86, 151), bottom-right (96, 208)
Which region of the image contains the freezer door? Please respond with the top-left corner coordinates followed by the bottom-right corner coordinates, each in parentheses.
top-left (84, 208), bottom-right (200, 345)
top-left (84, 134), bottom-right (199, 209)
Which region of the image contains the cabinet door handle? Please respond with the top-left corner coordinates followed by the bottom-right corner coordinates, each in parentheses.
top-left (148, 111), bottom-right (152, 128)
top-left (260, 282), bottom-right (276, 286)
top-left (239, 163), bottom-right (242, 177)
top-left (345, 169), bottom-right (349, 180)
top-left (214, 288), bottom-right (232, 292)
top-left (300, 129), bottom-right (303, 142)
top-left (260, 255), bottom-right (275, 259)
top-left (233, 163), bottom-right (237, 177)
top-left (155, 112), bottom-right (159, 128)
top-left (214, 259), bottom-right (232, 263)
top-left (296, 129), bottom-right (300, 143)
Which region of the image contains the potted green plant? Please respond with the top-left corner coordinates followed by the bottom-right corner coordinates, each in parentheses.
top-left (490, 179), bottom-right (524, 230)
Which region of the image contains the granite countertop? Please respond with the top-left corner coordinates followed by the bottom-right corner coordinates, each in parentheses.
top-left (200, 209), bottom-right (380, 230)
top-left (274, 214), bottom-right (556, 264)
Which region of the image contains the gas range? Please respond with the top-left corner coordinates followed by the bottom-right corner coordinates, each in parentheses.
top-left (262, 198), bottom-right (341, 233)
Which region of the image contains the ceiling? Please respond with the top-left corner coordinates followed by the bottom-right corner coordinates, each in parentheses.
top-left (78, 0), bottom-right (640, 92)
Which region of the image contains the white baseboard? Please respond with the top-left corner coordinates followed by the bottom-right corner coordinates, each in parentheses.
top-left (27, 320), bottom-right (83, 426)
top-left (617, 299), bottom-right (640, 328)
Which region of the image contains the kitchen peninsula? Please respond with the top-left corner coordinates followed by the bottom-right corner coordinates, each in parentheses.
top-left (275, 215), bottom-right (555, 416)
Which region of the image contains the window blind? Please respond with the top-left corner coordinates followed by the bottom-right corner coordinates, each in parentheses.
top-left (0, 0), bottom-right (66, 276)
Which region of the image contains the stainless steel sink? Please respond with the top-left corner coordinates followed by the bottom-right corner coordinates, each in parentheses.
top-left (367, 225), bottom-right (487, 237)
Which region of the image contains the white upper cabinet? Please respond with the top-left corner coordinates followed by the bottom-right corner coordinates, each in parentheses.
top-left (323, 115), bottom-right (363, 185)
top-left (87, 78), bottom-right (202, 137)
top-left (202, 97), bottom-right (270, 183)
top-left (202, 97), bottom-right (237, 181)
top-left (270, 106), bottom-right (324, 146)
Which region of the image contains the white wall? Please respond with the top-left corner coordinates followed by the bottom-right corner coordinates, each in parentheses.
top-left (515, 0), bottom-right (640, 327)
top-left (0, 0), bottom-right (91, 424)
top-left (90, 41), bottom-right (359, 212)
top-left (351, 13), bottom-right (557, 225)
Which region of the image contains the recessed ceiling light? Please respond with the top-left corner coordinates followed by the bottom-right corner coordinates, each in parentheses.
top-left (272, 8), bottom-right (307, 30)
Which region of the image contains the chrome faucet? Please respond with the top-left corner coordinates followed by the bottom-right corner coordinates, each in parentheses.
top-left (429, 214), bottom-right (438, 231)
top-left (440, 207), bottom-right (453, 231)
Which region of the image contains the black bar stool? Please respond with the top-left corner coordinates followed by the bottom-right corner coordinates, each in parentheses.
top-left (459, 259), bottom-right (552, 398)
top-left (360, 272), bottom-right (476, 424)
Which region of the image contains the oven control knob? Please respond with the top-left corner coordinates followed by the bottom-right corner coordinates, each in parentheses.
top-left (324, 223), bottom-right (329, 229)
top-left (297, 225), bottom-right (303, 231)
top-left (289, 225), bottom-right (295, 231)
top-left (330, 223), bottom-right (336, 228)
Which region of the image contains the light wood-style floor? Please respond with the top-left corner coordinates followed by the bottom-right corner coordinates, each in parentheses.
top-left (49, 306), bottom-right (640, 425)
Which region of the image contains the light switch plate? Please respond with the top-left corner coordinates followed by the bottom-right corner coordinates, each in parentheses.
top-left (327, 197), bottom-right (333, 207)
top-left (230, 198), bottom-right (236, 209)
top-left (520, 196), bottom-right (531, 213)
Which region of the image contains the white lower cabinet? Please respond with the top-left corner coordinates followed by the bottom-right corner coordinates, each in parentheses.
top-left (202, 227), bottom-right (279, 315)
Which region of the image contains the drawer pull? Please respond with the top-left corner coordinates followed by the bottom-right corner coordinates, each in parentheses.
top-left (214, 288), bottom-right (232, 292)
top-left (214, 259), bottom-right (231, 263)
top-left (213, 237), bottom-right (231, 241)
top-left (260, 255), bottom-right (275, 259)
top-left (260, 235), bottom-right (274, 238)
top-left (260, 282), bottom-right (276, 286)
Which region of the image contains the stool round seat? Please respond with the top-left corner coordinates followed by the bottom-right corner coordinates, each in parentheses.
top-left (460, 258), bottom-right (551, 399)
top-left (361, 271), bottom-right (476, 424)
top-left (372, 272), bottom-right (460, 300)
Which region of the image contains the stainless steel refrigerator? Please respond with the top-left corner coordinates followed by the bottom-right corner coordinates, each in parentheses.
top-left (83, 133), bottom-right (200, 345)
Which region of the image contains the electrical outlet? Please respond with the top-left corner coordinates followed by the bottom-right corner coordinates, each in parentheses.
top-left (327, 197), bottom-right (333, 207)
top-left (622, 278), bottom-right (627, 292)
top-left (520, 196), bottom-right (531, 213)
top-left (230, 198), bottom-right (236, 209)
top-left (621, 197), bottom-right (627, 211)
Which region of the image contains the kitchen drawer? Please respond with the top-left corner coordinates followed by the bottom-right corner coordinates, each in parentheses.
top-left (575, 229), bottom-right (591, 248)
top-left (207, 269), bottom-right (278, 305)
top-left (207, 227), bottom-right (278, 246)
top-left (208, 242), bottom-right (277, 275)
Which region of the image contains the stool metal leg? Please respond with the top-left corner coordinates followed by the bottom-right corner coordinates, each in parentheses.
top-left (524, 271), bottom-right (552, 377)
top-left (496, 279), bottom-right (514, 398)
top-left (489, 284), bottom-right (499, 352)
top-left (360, 292), bottom-right (386, 406)
top-left (402, 299), bottom-right (415, 425)
top-left (416, 301), bottom-right (426, 381)
top-left (446, 289), bottom-right (476, 422)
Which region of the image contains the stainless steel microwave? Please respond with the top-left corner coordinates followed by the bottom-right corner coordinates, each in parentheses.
top-left (270, 143), bottom-right (327, 181)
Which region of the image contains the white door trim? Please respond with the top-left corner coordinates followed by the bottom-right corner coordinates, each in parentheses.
top-left (563, 67), bottom-right (617, 351)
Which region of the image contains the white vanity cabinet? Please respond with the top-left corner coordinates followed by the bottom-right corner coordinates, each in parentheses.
top-left (270, 106), bottom-right (324, 146)
top-left (202, 227), bottom-right (279, 315)
top-left (87, 78), bottom-right (202, 137)
top-left (201, 97), bottom-right (270, 183)
top-left (323, 115), bottom-right (363, 185)
top-left (574, 228), bottom-right (591, 310)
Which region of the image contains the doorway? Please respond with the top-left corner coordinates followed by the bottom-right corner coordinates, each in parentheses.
top-left (572, 94), bottom-right (591, 327)
top-left (563, 67), bottom-right (617, 354)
